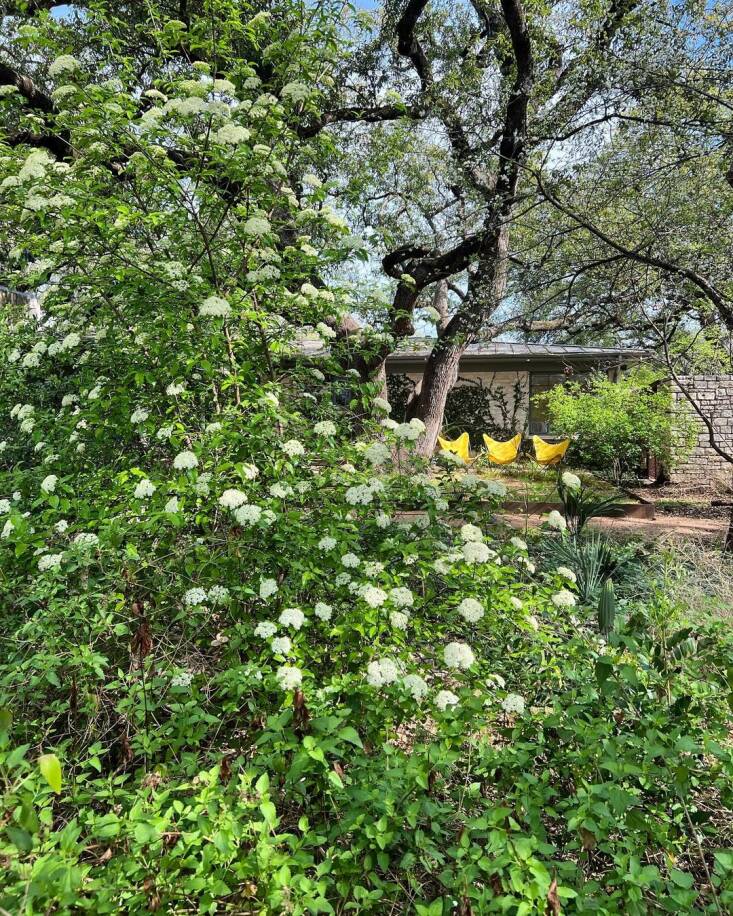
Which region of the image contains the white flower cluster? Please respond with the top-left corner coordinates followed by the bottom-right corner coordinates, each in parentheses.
top-left (280, 439), bottom-right (305, 458)
top-left (199, 295), bottom-right (232, 318)
top-left (40, 474), bottom-right (58, 494)
top-left (276, 665), bottom-right (302, 691)
top-left (345, 481), bottom-right (383, 506)
top-left (546, 510), bottom-right (567, 531)
top-left (313, 420), bottom-right (336, 436)
top-left (173, 450), bottom-right (198, 470)
top-left (279, 607), bottom-right (305, 630)
top-left (234, 504), bottom-right (262, 526)
top-left (457, 597), bottom-right (484, 623)
top-left (219, 489), bottom-right (248, 509)
top-left (552, 589), bottom-right (577, 608)
top-left (435, 689), bottom-right (459, 711)
top-left (460, 523), bottom-right (483, 543)
top-left (366, 657), bottom-right (400, 687)
top-left (363, 442), bottom-right (391, 467)
top-left (134, 479), bottom-right (156, 499)
top-left (394, 418), bottom-right (425, 442)
top-left (501, 693), bottom-right (526, 715)
top-left (561, 471), bottom-right (582, 490)
top-left (259, 577), bottom-right (279, 599)
top-left (444, 641), bottom-right (475, 670)
top-left (358, 584), bottom-right (388, 608)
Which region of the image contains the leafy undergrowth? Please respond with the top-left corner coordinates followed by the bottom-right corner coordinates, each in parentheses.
top-left (3, 468), bottom-right (733, 914)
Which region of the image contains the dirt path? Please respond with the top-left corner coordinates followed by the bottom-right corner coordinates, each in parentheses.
top-left (499, 512), bottom-right (728, 543)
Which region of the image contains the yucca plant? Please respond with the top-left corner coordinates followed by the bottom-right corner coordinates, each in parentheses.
top-left (557, 478), bottom-right (624, 537)
top-left (540, 534), bottom-right (639, 602)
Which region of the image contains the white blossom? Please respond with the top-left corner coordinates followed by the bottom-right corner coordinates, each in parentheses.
top-left (40, 474), bottom-right (58, 494)
top-left (366, 657), bottom-right (400, 687)
top-left (460, 523), bottom-right (483, 543)
top-left (164, 496), bottom-right (180, 514)
top-left (435, 689), bottom-right (459, 711)
top-left (259, 578), bottom-right (279, 599)
top-left (510, 536), bottom-right (528, 551)
top-left (402, 673), bottom-right (428, 701)
top-left (556, 566), bottom-right (577, 583)
top-left (458, 597), bottom-right (484, 623)
top-left (130, 407), bottom-right (149, 424)
top-left (561, 471), bottom-right (582, 490)
top-left (134, 478), bottom-right (156, 499)
top-left (276, 665), bottom-right (303, 691)
top-left (372, 397), bottom-right (391, 414)
top-left (462, 541), bottom-right (492, 564)
top-left (234, 504), bottom-right (262, 526)
top-left (502, 693), bottom-right (526, 715)
top-left (219, 488), bottom-right (248, 509)
top-left (390, 610), bottom-right (410, 630)
top-left (390, 587), bottom-right (414, 608)
top-left (280, 439), bottom-right (305, 458)
top-left (38, 553), bottom-right (64, 571)
top-left (359, 584), bottom-right (388, 608)
top-left (199, 295), bottom-right (232, 318)
top-left (72, 532), bottom-right (98, 548)
top-left (215, 123), bottom-right (250, 145)
top-left (546, 510), bottom-right (567, 531)
top-left (254, 621), bottom-right (277, 639)
top-left (173, 450), bottom-right (198, 470)
top-left (208, 585), bottom-right (230, 604)
top-left (314, 602), bottom-right (332, 621)
top-left (279, 607), bottom-right (305, 630)
top-left (269, 483), bottom-right (292, 499)
top-left (444, 641), bottom-right (475, 670)
top-left (318, 536), bottom-right (336, 551)
top-left (364, 442), bottom-right (391, 466)
top-left (271, 636), bottom-right (292, 655)
top-left (48, 54), bottom-right (79, 79)
top-left (552, 589), bottom-right (577, 608)
top-left (341, 552), bottom-right (360, 568)
top-left (314, 420), bottom-right (336, 436)
top-left (183, 587), bottom-right (208, 606)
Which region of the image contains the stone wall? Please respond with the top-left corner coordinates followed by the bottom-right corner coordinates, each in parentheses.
top-left (671, 375), bottom-right (733, 486)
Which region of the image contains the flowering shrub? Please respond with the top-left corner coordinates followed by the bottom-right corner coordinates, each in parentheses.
top-left (1, 4), bottom-right (733, 914)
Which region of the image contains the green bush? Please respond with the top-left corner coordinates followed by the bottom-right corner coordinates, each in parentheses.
top-left (534, 369), bottom-right (694, 482)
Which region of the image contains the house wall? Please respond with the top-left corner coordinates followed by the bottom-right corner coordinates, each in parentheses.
top-left (394, 368), bottom-right (530, 430)
top-left (452, 370), bottom-right (530, 430)
top-left (671, 375), bottom-right (733, 487)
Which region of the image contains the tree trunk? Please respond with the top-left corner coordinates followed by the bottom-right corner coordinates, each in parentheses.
top-left (407, 340), bottom-right (463, 455)
top-left (409, 225), bottom-right (511, 457)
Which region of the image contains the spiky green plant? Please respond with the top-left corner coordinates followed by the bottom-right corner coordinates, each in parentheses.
top-left (598, 580), bottom-right (616, 635)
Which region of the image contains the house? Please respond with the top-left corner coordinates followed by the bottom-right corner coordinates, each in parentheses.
top-left (386, 339), bottom-right (646, 436)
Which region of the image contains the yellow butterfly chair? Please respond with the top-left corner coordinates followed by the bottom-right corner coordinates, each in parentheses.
top-left (482, 433), bottom-right (521, 465)
top-left (437, 432), bottom-right (471, 463)
top-left (532, 435), bottom-right (570, 466)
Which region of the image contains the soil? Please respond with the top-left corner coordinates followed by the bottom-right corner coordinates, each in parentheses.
top-left (626, 481), bottom-right (732, 520)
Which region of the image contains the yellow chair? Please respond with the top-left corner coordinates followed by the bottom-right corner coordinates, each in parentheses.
top-left (482, 433), bottom-right (521, 465)
top-left (437, 432), bottom-right (470, 463)
top-left (532, 436), bottom-right (570, 466)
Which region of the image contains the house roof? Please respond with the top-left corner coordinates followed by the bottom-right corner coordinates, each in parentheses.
top-left (388, 339), bottom-right (646, 362)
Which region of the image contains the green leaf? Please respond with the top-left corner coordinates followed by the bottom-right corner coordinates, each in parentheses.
top-left (338, 726), bottom-right (363, 748)
top-left (38, 753), bottom-right (62, 794)
top-left (0, 707), bottom-right (11, 733)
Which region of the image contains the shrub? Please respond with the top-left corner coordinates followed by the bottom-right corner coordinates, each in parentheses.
top-left (534, 368), bottom-right (694, 482)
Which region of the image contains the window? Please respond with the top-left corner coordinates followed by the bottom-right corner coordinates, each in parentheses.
top-left (528, 372), bottom-right (568, 436)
